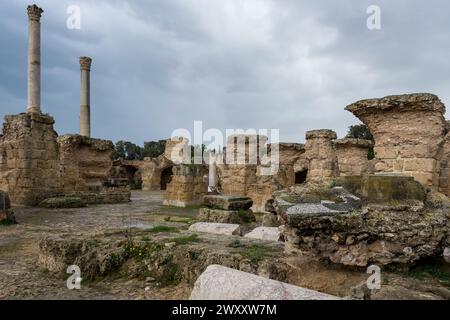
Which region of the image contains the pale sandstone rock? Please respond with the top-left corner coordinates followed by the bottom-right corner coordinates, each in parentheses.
top-left (244, 227), bottom-right (282, 242)
top-left (188, 222), bottom-right (241, 236)
top-left (190, 265), bottom-right (338, 300)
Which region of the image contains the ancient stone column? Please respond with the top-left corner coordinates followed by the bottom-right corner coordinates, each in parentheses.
top-left (26, 5), bottom-right (44, 114)
top-left (79, 57), bottom-right (92, 137)
top-left (208, 152), bottom-right (218, 192)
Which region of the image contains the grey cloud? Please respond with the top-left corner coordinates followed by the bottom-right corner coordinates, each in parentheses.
top-left (0, 0), bottom-right (449, 145)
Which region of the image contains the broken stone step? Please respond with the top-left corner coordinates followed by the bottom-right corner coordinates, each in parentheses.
top-left (190, 265), bottom-right (339, 300)
top-left (203, 195), bottom-right (253, 210)
top-left (244, 227), bottom-right (282, 242)
top-left (188, 222), bottom-right (241, 236)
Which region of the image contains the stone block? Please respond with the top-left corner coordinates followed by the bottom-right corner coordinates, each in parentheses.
top-left (197, 208), bottom-right (255, 224)
top-left (244, 227), bottom-right (282, 242)
top-left (190, 265), bottom-right (338, 300)
top-left (188, 222), bottom-right (241, 236)
top-left (203, 195), bottom-right (253, 210)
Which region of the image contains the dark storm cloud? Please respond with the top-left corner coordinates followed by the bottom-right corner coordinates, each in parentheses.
top-left (0, 0), bottom-right (449, 145)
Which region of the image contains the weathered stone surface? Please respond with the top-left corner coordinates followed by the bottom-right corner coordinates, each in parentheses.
top-left (0, 113), bottom-right (61, 205)
top-left (38, 236), bottom-right (127, 280)
top-left (335, 139), bottom-right (374, 176)
top-left (335, 175), bottom-right (426, 204)
top-left (301, 130), bottom-right (339, 182)
top-left (39, 197), bottom-right (86, 209)
top-left (346, 93), bottom-right (447, 187)
top-left (163, 165), bottom-right (208, 207)
top-left (189, 222), bottom-right (241, 236)
top-left (190, 265), bottom-right (338, 300)
top-left (197, 208), bottom-right (256, 224)
top-left (274, 182), bottom-right (449, 266)
top-left (203, 195), bottom-right (253, 210)
top-left (244, 227), bottom-right (282, 242)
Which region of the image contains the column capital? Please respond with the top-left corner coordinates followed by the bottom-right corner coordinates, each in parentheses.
top-left (79, 57), bottom-right (92, 71)
top-left (27, 4), bottom-right (43, 22)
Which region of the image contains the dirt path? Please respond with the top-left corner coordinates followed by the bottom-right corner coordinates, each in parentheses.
top-left (0, 191), bottom-right (195, 299)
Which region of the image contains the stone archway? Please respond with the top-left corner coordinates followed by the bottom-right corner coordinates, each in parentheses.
top-left (160, 166), bottom-right (173, 190)
top-left (123, 165), bottom-right (142, 190)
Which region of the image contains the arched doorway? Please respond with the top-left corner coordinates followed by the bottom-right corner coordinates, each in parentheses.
top-left (295, 169), bottom-right (308, 184)
top-left (124, 165), bottom-right (142, 190)
top-left (160, 166), bottom-right (173, 190)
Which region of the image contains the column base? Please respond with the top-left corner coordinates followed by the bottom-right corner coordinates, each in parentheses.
top-left (26, 106), bottom-right (41, 114)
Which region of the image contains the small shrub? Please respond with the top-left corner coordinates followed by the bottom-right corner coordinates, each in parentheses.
top-left (228, 239), bottom-right (243, 248)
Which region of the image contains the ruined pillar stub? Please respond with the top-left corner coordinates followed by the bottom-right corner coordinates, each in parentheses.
top-left (304, 129), bottom-right (339, 180)
top-left (26, 4), bottom-right (44, 114)
top-left (79, 57), bottom-right (92, 137)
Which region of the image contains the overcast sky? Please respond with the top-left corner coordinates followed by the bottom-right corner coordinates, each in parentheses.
top-left (1, 0), bottom-right (449, 146)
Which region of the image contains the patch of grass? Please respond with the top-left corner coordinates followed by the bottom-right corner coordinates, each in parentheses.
top-left (405, 264), bottom-right (450, 284)
top-left (238, 244), bottom-right (273, 265)
top-left (146, 225), bottom-right (179, 234)
top-left (168, 234), bottom-right (199, 246)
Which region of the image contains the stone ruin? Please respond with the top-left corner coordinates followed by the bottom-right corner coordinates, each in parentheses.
top-left (157, 93), bottom-right (450, 268)
top-left (1, 5), bottom-right (449, 275)
top-left (0, 5), bottom-right (130, 206)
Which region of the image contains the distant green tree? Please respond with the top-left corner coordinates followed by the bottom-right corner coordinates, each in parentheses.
top-left (346, 124), bottom-right (374, 141)
top-left (142, 140), bottom-right (166, 158)
top-left (113, 141), bottom-right (126, 160)
top-left (124, 141), bottom-right (142, 160)
top-left (345, 124), bottom-right (375, 160)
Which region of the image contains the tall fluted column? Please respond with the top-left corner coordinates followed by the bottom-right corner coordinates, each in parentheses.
top-left (26, 5), bottom-right (43, 114)
top-left (79, 57), bottom-right (92, 137)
